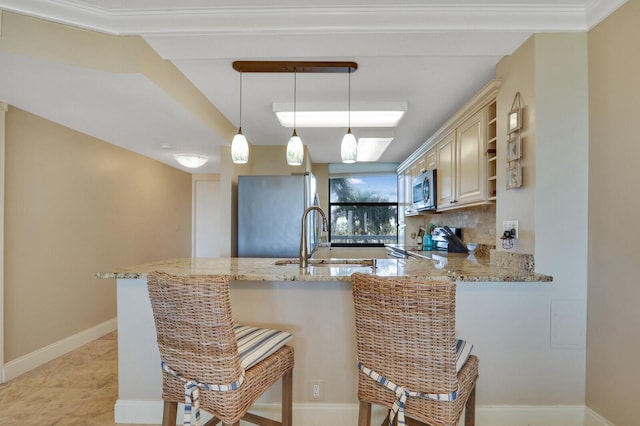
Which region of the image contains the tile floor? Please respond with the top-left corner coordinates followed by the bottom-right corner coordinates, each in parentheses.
top-left (0, 332), bottom-right (157, 426)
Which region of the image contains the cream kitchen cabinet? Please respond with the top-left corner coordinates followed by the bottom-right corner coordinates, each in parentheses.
top-left (405, 166), bottom-right (418, 215)
top-left (436, 109), bottom-right (488, 210)
top-left (397, 172), bottom-right (406, 240)
top-left (398, 79), bottom-right (501, 213)
top-left (426, 147), bottom-right (437, 171)
top-left (435, 130), bottom-right (456, 207)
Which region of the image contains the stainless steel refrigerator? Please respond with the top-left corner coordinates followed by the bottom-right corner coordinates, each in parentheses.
top-left (238, 173), bottom-right (319, 258)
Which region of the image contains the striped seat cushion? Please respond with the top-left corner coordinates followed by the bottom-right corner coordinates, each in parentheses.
top-left (455, 339), bottom-right (473, 373)
top-left (235, 325), bottom-right (292, 370)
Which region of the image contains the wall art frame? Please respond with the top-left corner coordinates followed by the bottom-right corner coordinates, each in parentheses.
top-left (507, 92), bottom-right (523, 134)
top-left (507, 162), bottom-right (523, 189)
top-left (507, 134), bottom-right (521, 162)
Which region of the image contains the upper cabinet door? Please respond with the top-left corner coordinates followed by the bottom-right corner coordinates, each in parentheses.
top-left (436, 130), bottom-right (456, 208)
top-left (456, 109), bottom-right (487, 205)
top-left (426, 148), bottom-right (437, 171)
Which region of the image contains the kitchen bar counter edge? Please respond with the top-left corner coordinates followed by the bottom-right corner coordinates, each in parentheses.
top-left (97, 256), bottom-right (553, 283)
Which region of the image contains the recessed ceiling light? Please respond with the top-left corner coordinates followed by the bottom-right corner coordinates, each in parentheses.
top-left (160, 144), bottom-right (174, 150)
top-left (356, 138), bottom-right (394, 162)
top-left (273, 102), bottom-right (407, 128)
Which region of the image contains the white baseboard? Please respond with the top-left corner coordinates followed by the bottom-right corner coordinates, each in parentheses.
top-left (115, 400), bottom-right (164, 425)
top-left (115, 401), bottom-right (388, 425)
top-left (584, 407), bottom-right (614, 426)
top-left (115, 400), bottom-right (389, 425)
top-left (2, 318), bottom-right (117, 382)
top-left (114, 400), bottom-right (592, 426)
top-left (477, 405), bottom-right (585, 426)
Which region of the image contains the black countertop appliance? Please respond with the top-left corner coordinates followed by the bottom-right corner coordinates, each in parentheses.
top-left (432, 226), bottom-right (468, 253)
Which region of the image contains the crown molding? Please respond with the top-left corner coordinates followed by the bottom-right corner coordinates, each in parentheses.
top-left (0, 1), bottom-right (623, 36)
top-left (585, 0), bottom-right (628, 29)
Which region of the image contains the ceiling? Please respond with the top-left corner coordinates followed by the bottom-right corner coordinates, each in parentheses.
top-left (0, 0), bottom-right (626, 173)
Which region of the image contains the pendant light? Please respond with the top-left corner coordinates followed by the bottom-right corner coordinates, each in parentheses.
top-left (231, 71), bottom-right (249, 164)
top-left (286, 70), bottom-right (304, 166)
top-left (341, 66), bottom-right (357, 163)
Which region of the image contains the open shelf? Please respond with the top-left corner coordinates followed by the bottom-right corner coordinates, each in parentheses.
top-left (487, 99), bottom-right (497, 201)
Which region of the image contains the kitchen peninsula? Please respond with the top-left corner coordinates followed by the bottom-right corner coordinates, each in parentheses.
top-left (98, 252), bottom-right (550, 424)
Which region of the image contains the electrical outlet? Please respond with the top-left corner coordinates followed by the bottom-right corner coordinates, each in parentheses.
top-left (310, 380), bottom-right (324, 401)
top-left (503, 220), bottom-right (519, 239)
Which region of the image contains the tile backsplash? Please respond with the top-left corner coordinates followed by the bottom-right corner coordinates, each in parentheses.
top-left (407, 204), bottom-right (496, 246)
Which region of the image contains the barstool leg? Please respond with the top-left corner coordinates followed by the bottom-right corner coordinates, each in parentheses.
top-left (282, 368), bottom-right (293, 426)
top-left (464, 384), bottom-right (476, 426)
top-left (161, 401), bottom-right (178, 426)
top-left (358, 401), bottom-right (372, 426)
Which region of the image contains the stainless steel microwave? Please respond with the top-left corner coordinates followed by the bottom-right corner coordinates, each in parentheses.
top-left (412, 170), bottom-right (437, 211)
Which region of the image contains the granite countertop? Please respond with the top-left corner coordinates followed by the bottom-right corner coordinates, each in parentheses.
top-left (97, 253), bottom-right (553, 283)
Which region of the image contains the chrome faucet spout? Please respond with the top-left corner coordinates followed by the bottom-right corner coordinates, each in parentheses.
top-left (299, 206), bottom-right (328, 268)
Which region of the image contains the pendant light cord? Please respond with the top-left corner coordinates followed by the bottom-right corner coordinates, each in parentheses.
top-left (348, 67), bottom-right (351, 130)
top-left (293, 69), bottom-right (297, 130)
top-left (238, 71), bottom-right (243, 129)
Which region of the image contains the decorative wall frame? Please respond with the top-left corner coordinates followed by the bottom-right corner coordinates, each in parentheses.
top-left (506, 91), bottom-right (524, 190)
top-left (507, 162), bottom-right (522, 189)
top-left (507, 134), bottom-right (521, 162)
top-left (507, 92), bottom-right (522, 134)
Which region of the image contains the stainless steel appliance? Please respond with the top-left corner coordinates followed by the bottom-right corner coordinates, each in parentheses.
top-left (238, 173), bottom-right (319, 258)
top-left (412, 170), bottom-right (437, 211)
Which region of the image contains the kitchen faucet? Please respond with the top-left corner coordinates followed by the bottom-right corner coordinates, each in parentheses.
top-left (299, 206), bottom-right (328, 268)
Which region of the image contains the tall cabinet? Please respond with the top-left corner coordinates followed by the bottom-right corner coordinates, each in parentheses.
top-left (436, 109), bottom-right (487, 210)
top-left (435, 131), bottom-right (456, 207)
top-left (398, 80), bottom-right (501, 213)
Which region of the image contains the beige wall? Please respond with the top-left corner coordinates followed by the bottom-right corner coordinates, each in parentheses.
top-left (586, 0), bottom-right (640, 423)
top-left (495, 37), bottom-right (537, 254)
top-left (456, 33), bottom-right (589, 406)
top-left (4, 106), bottom-right (192, 361)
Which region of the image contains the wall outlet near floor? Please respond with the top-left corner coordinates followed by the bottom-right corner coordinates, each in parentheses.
top-left (310, 379), bottom-right (324, 401)
top-left (503, 220), bottom-right (519, 239)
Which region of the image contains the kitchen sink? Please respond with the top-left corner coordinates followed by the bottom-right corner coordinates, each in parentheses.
top-left (275, 258), bottom-right (375, 268)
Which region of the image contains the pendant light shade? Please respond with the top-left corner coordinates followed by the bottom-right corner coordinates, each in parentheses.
top-left (341, 67), bottom-right (358, 163)
top-left (287, 129), bottom-right (304, 166)
top-left (287, 70), bottom-right (304, 166)
top-left (341, 129), bottom-right (357, 163)
top-left (231, 72), bottom-right (250, 164)
top-left (231, 128), bottom-right (249, 164)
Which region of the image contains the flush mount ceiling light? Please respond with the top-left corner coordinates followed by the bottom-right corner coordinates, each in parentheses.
top-left (341, 66), bottom-right (357, 164)
top-left (231, 71), bottom-right (249, 164)
top-left (174, 154), bottom-right (208, 168)
top-left (272, 102), bottom-right (407, 128)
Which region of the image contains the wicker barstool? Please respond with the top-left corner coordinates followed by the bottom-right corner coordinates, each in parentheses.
top-left (147, 271), bottom-right (294, 426)
top-left (351, 273), bottom-right (478, 426)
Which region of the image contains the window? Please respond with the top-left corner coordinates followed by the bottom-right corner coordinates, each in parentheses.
top-left (329, 174), bottom-right (398, 246)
